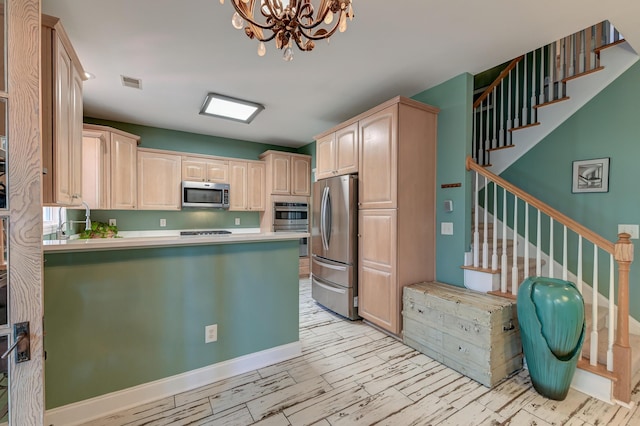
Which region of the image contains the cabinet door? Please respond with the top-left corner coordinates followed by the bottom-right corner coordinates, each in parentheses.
top-left (81, 130), bottom-right (110, 209)
top-left (206, 159), bottom-right (229, 183)
top-left (335, 122), bottom-right (358, 175)
top-left (315, 133), bottom-right (335, 180)
top-left (291, 156), bottom-right (310, 196)
top-left (110, 133), bottom-right (138, 209)
top-left (69, 63), bottom-right (84, 205)
top-left (137, 151), bottom-right (181, 210)
top-left (53, 36), bottom-right (73, 205)
top-left (229, 160), bottom-right (248, 211)
top-left (358, 209), bottom-right (398, 333)
top-left (271, 153), bottom-right (290, 194)
top-left (359, 106), bottom-right (398, 209)
top-left (248, 162), bottom-right (265, 211)
top-left (181, 157), bottom-right (207, 181)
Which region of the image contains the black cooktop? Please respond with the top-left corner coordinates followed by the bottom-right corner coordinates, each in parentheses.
top-left (179, 230), bottom-right (232, 236)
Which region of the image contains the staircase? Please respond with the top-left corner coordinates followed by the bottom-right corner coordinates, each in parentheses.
top-left (473, 21), bottom-right (639, 174)
top-left (463, 20), bottom-right (639, 406)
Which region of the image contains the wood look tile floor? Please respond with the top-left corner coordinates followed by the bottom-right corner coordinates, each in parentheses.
top-left (83, 279), bottom-right (640, 426)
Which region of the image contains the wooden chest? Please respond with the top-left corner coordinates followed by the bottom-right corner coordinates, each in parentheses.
top-left (402, 282), bottom-right (522, 387)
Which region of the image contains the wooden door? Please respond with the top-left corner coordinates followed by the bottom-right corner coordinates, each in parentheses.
top-left (335, 123), bottom-right (358, 175)
top-left (358, 209), bottom-right (398, 333)
top-left (3, 0), bottom-right (46, 422)
top-left (248, 162), bottom-right (265, 211)
top-left (81, 130), bottom-right (110, 209)
top-left (110, 133), bottom-right (137, 209)
top-left (358, 106), bottom-right (398, 209)
top-left (291, 156), bottom-right (310, 196)
top-left (137, 150), bottom-right (181, 210)
top-left (205, 159), bottom-right (229, 183)
top-left (315, 133), bottom-right (335, 180)
top-left (270, 153), bottom-right (290, 194)
top-left (181, 157), bottom-right (207, 181)
top-left (229, 161), bottom-right (248, 211)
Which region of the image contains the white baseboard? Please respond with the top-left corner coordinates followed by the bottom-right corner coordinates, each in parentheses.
top-left (45, 341), bottom-right (302, 426)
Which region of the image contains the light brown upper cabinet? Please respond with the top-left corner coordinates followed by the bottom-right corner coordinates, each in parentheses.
top-left (42, 15), bottom-right (86, 206)
top-left (228, 160), bottom-right (266, 212)
top-left (260, 151), bottom-right (311, 196)
top-left (181, 156), bottom-right (229, 183)
top-left (81, 124), bottom-right (140, 210)
top-left (138, 149), bottom-right (182, 210)
top-left (314, 122), bottom-right (358, 180)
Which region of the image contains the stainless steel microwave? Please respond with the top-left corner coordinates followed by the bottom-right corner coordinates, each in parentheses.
top-left (182, 181), bottom-right (230, 209)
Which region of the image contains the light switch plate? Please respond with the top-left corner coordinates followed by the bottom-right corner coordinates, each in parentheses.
top-left (205, 324), bottom-right (218, 343)
top-left (160, 219), bottom-right (166, 227)
top-left (618, 224), bottom-right (639, 239)
top-left (441, 222), bottom-right (454, 235)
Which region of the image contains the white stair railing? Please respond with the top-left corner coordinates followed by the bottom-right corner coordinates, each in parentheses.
top-left (472, 21), bottom-right (625, 166)
top-left (466, 156), bottom-right (634, 403)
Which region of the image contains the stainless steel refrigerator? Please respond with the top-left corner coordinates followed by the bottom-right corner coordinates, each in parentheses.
top-left (311, 174), bottom-right (358, 320)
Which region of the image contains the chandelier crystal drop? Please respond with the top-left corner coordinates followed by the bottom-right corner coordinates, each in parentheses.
top-left (221, 0), bottom-right (354, 61)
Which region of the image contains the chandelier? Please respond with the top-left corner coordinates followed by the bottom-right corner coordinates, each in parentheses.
top-left (220, 0), bottom-right (354, 61)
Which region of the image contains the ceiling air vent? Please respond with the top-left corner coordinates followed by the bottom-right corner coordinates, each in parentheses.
top-left (120, 75), bottom-right (142, 90)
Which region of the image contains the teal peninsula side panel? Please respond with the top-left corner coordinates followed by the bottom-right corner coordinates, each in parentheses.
top-left (44, 241), bottom-right (299, 409)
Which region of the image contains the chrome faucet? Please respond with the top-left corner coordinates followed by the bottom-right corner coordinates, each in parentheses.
top-left (55, 202), bottom-right (92, 239)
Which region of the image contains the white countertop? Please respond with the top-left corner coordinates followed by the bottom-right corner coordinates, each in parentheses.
top-left (43, 228), bottom-right (309, 253)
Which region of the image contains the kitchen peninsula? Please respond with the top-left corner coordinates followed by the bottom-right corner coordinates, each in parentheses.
top-left (43, 231), bottom-right (306, 415)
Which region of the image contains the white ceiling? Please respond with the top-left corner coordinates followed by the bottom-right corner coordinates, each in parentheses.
top-left (41, 0), bottom-right (640, 148)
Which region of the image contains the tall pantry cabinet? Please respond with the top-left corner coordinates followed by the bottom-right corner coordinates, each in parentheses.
top-left (357, 97), bottom-right (439, 335)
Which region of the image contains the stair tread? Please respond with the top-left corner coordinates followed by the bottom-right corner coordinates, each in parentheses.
top-left (581, 329), bottom-right (640, 376)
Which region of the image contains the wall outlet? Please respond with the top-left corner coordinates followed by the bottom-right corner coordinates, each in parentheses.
top-left (160, 219), bottom-right (166, 227)
top-left (618, 224), bottom-right (639, 239)
top-left (108, 219), bottom-right (116, 226)
top-left (441, 222), bottom-right (454, 235)
top-left (205, 324), bottom-right (218, 343)
top-left (235, 217), bottom-right (240, 226)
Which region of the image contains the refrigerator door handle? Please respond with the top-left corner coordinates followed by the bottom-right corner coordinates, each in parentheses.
top-left (320, 186), bottom-right (329, 251)
top-left (312, 276), bottom-right (347, 295)
top-left (312, 256), bottom-right (348, 272)
top-left (325, 186), bottom-right (332, 247)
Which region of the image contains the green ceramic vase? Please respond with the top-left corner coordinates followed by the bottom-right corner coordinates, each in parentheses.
top-left (517, 277), bottom-right (585, 400)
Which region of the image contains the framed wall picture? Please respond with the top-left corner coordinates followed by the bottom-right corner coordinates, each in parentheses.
top-left (572, 157), bottom-right (610, 193)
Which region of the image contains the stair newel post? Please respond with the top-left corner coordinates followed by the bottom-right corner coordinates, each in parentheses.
top-left (607, 254), bottom-right (615, 371)
top-left (473, 171), bottom-right (479, 268)
top-left (511, 196), bottom-right (519, 296)
top-left (522, 53), bottom-right (528, 126)
top-left (482, 176), bottom-right (489, 269)
top-left (613, 232), bottom-right (633, 403)
top-left (591, 248), bottom-right (599, 367)
top-left (492, 182), bottom-right (498, 271)
top-left (501, 187), bottom-right (508, 293)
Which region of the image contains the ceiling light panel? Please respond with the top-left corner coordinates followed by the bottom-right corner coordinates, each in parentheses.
top-left (199, 93), bottom-right (264, 124)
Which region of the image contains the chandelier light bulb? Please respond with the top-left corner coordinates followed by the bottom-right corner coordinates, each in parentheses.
top-left (220, 0), bottom-right (224, 4)
top-left (257, 41), bottom-right (266, 57)
top-left (324, 12), bottom-right (333, 25)
top-left (283, 46), bottom-right (293, 62)
top-left (231, 12), bottom-right (244, 29)
top-left (338, 12), bottom-right (347, 33)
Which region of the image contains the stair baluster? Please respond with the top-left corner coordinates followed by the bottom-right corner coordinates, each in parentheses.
top-left (608, 254), bottom-right (615, 371)
top-left (563, 225), bottom-right (568, 280)
top-left (549, 217), bottom-right (554, 278)
top-left (511, 196), bottom-right (519, 295)
top-left (482, 176), bottom-right (489, 269)
top-left (591, 249), bottom-right (599, 367)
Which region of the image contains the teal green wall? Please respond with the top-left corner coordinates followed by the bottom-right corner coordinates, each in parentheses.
top-left (412, 73), bottom-right (474, 286)
top-left (84, 117), bottom-right (296, 160)
top-left (44, 240), bottom-right (299, 409)
top-left (502, 61), bottom-right (640, 320)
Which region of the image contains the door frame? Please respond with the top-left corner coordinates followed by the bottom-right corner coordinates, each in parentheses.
top-left (7, 0), bottom-right (45, 423)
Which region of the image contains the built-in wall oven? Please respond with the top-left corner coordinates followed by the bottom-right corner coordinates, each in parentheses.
top-left (273, 202), bottom-right (309, 257)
